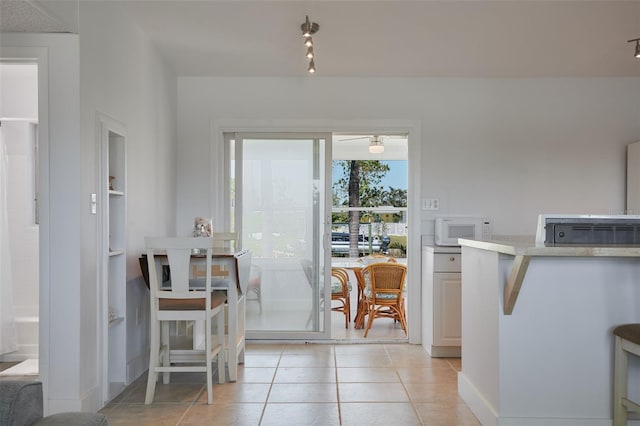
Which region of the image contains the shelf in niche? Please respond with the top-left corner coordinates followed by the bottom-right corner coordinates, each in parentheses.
top-left (108, 316), bottom-right (124, 327)
top-left (109, 190), bottom-right (124, 196)
top-left (109, 250), bottom-right (124, 257)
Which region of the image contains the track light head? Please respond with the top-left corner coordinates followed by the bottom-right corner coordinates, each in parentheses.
top-left (629, 38), bottom-right (640, 59)
top-left (301, 15), bottom-right (319, 37)
top-left (308, 59), bottom-right (316, 74)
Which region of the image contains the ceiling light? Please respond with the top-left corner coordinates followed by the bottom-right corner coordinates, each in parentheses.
top-left (301, 16), bottom-right (319, 74)
top-left (369, 136), bottom-right (384, 154)
top-left (629, 38), bottom-right (640, 58)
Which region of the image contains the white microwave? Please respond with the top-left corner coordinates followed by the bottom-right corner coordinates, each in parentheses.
top-left (435, 216), bottom-right (492, 246)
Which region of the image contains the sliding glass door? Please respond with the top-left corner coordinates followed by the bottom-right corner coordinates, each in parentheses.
top-left (229, 133), bottom-right (331, 339)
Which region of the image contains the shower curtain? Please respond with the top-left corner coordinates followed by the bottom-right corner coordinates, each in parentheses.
top-left (0, 126), bottom-right (17, 355)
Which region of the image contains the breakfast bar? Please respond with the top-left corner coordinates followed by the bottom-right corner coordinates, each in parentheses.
top-left (458, 238), bottom-right (640, 426)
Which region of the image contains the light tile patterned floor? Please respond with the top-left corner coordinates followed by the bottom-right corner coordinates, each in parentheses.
top-left (99, 343), bottom-right (480, 425)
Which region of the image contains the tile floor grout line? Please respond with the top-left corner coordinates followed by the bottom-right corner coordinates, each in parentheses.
top-left (174, 393), bottom-right (197, 426)
top-left (256, 350), bottom-right (282, 425)
top-left (385, 343), bottom-right (425, 425)
top-left (332, 345), bottom-right (343, 426)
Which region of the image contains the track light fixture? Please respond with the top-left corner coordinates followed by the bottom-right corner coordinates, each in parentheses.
top-left (301, 15), bottom-right (319, 74)
top-left (630, 38), bottom-right (640, 59)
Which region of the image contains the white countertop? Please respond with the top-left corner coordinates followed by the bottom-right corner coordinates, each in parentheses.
top-left (459, 236), bottom-right (640, 257)
top-left (422, 245), bottom-right (462, 254)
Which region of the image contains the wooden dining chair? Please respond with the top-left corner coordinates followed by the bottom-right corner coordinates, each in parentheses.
top-left (189, 232), bottom-right (252, 382)
top-left (331, 267), bottom-right (352, 328)
top-left (211, 232), bottom-right (238, 250)
top-left (613, 323), bottom-right (640, 425)
top-left (361, 262), bottom-right (408, 337)
top-left (144, 237), bottom-right (226, 404)
top-left (247, 264), bottom-right (262, 313)
top-left (192, 232), bottom-right (239, 279)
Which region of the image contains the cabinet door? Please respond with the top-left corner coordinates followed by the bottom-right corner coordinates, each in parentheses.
top-left (433, 272), bottom-right (461, 346)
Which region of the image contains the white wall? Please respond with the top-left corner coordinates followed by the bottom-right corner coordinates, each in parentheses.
top-left (176, 77), bottom-right (640, 237)
top-left (78, 2), bottom-right (178, 409)
top-left (0, 63), bottom-right (37, 119)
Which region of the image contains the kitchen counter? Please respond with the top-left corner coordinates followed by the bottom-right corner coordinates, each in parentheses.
top-left (460, 237), bottom-right (640, 315)
top-left (459, 237), bottom-right (640, 257)
top-left (457, 237), bottom-right (640, 425)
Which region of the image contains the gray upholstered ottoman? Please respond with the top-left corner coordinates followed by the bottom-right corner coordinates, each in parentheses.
top-left (0, 380), bottom-right (107, 426)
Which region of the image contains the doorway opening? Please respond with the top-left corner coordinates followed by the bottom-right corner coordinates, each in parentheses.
top-left (0, 61), bottom-right (40, 377)
top-left (330, 134), bottom-right (408, 341)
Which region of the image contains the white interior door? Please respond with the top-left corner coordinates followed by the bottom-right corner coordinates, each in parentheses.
top-left (230, 133), bottom-right (331, 339)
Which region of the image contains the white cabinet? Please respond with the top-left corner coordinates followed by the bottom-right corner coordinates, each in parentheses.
top-left (628, 141), bottom-right (640, 214)
top-left (99, 114), bottom-right (127, 402)
top-left (422, 246), bottom-right (461, 357)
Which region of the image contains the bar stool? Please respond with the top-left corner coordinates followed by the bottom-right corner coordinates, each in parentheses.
top-left (613, 323), bottom-right (640, 425)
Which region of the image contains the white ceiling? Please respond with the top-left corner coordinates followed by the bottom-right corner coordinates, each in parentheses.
top-left (2, 0), bottom-right (640, 78)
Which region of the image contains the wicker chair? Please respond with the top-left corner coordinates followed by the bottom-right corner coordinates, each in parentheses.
top-left (354, 255), bottom-right (397, 329)
top-left (331, 267), bottom-right (352, 328)
top-left (361, 262), bottom-right (407, 337)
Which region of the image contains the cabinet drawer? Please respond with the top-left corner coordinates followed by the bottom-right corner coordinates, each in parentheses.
top-left (433, 253), bottom-right (461, 272)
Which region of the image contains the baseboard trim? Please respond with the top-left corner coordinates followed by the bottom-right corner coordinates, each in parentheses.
top-left (47, 398), bottom-right (82, 416)
top-left (127, 350), bottom-right (148, 385)
top-left (80, 383), bottom-right (102, 413)
top-left (457, 372), bottom-right (632, 426)
top-left (427, 345), bottom-right (460, 358)
top-left (458, 371), bottom-right (498, 426)
top-left (47, 383), bottom-right (102, 415)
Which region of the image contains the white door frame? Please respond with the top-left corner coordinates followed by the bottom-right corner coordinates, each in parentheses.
top-left (1, 34), bottom-right (82, 413)
top-left (1, 43), bottom-right (51, 410)
top-left (212, 119), bottom-right (422, 344)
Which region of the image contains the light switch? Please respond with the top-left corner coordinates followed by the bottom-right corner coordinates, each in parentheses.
top-left (422, 198), bottom-right (440, 210)
top-left (90, 193), bottom-right (97, 215)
